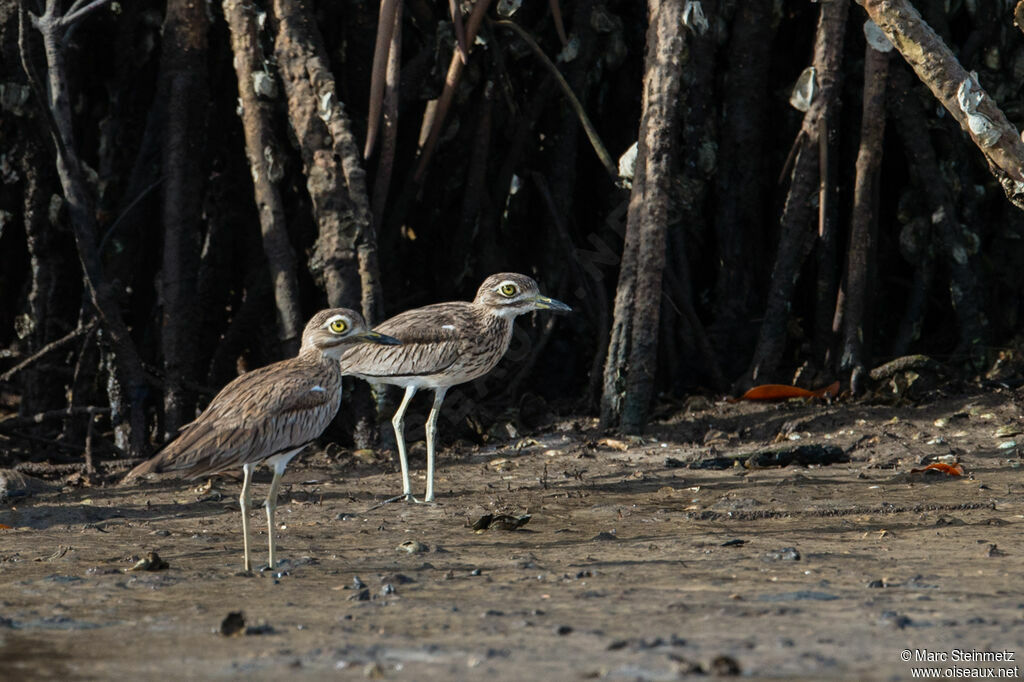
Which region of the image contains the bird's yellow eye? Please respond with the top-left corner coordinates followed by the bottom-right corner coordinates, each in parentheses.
top-left (500, 283), bottom-right (518, 297)
top-left (329, 318), bottom-right (348, 333)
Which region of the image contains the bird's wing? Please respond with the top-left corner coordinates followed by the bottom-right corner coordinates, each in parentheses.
top-left (340, 303), bottom-right (470, 378)
top-left (131, 359), bottom-right (341, 479)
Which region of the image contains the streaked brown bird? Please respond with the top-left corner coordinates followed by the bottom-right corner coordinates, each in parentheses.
top-left (340, 273), bottom-right (571, 503)
top-left (125, 308), bottom-right (400, 571)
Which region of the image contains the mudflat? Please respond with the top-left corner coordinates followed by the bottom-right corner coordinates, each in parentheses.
top-left (2, 390), bottom-right (1022, 680)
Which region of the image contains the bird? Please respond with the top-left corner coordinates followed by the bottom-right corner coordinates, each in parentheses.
top-left (125, 308), bottom-right (400, 571)
top-left (340, 273), bottom-right (571, 503)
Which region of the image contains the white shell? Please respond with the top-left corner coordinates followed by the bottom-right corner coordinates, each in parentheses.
top-left (957, 74), bottom-right (1001, 148)
top-left (252, 71), bottom-right (277, 99)
top-left (789, 66), bottom-right (817, 112)
top-left (618, 141), bottom-right (638, 186)
top-left (968, 113), bottom-right (1001, 147)
top-left (496, 0), bottom-right (521, 17)
top-left (863, 20), bottom-right (893, 53)
top-left (682, 1), bottom-right (709, 35)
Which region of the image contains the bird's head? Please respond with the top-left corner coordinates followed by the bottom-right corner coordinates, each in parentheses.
top-left (473, 273), bottom-right (573, 318)
top-left (301, 308), bottom-right (400, 359)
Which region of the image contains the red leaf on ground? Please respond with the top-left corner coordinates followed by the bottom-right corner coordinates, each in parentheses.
top-left (909, 462), bottom-right (964, 477)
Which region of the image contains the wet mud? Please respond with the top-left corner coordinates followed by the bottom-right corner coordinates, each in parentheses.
top-left (2, 390), bottom-right (1023, 680)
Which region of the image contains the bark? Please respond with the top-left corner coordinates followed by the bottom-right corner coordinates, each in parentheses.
top-left (271, 0), bottom-right (383, 324)
top-left (841, 44), bottom-right (891, 393)
top-left (23, 1), bottom-right (149, 457)
top-left (860, 0), bottom-right (1024, 209)
top-left (159, 0), bottom-right (209, 435)
top-left (889, 65), bottom-right (988, 365)
top-left (19, 135), bottom-right (72, 417)
top-left (600, 0), bottom-right (684, 432)
top-left (224, 0), bottom-right (304, 355)
top-left (742, 0), bottom-right (848, 389)
top-left (710, 0), bottom-right (773, 377)
top-left (669, 0), bottom-right (723, 391)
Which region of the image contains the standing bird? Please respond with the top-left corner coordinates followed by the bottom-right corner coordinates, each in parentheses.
top-left (125, 309), bottom-right (399, 571)
top-left (340, 273), bottom-right (571, 503)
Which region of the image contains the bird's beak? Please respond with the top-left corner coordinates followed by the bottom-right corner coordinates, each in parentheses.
top-left (360, 330), bottom-right (401, 345)
top-left (533, 294), bottom-right (573, 312)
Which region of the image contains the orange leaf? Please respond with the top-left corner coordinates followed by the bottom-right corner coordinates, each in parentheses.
top-left (0, 523), bottom-right (11, 530)
top-left (909, 462), bottom-right (964, 477)
top-left (739, 381), bottom-right (839, 401)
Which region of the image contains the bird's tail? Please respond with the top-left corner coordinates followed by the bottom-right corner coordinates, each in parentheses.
top-left (122, 452), bottom-right (168, 483)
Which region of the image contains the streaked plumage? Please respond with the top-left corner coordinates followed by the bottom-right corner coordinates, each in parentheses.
top-left (340, 273), bottom-right (571, 502)
top-left (126, 308), bottom-right (399, 571)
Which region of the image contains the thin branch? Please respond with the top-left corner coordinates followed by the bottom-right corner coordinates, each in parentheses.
top-left (61, 0), bottom-right (111, 27)
top-left (371, 0), bottom-right (403, 233)
top-left (449, 0), bottom-right (469, 63)
top-left (98, 176), bottom-right (164, 254)
top-left (492, 19), bottom-right (617, 180)
top-left (0, 406), bottom-right (110, 431)
top-left (415, 0), bottom-right (492, 181)
top-left (549, 0), bottom-right (568, 45)
top-left (0, 320), bottom-right (97, 383)
top-left (364, 0), bottom-right (400, 158)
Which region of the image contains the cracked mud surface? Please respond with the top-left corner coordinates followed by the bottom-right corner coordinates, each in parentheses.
top-left (2, 389), bottom-right (1023, 680)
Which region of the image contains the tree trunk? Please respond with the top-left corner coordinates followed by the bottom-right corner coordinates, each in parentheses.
top-left (889, 64), bottom-right (988, 366)
top-left (841, 42), bottom-right (890, 393)
top-left (224, 0), bottom-right (304, 356)
top-left (26, 1), bottom-right (150, 457)
top-left (600, 0), bottom-right (684, 432)
top-left (710, 0), bottom-right (774, 378)
top-left (159, 0), bottom-right (209, 435)
top-left (271, 0), bottom-right (383, 324)
top-left (741, 0), bottom-right (848, 389)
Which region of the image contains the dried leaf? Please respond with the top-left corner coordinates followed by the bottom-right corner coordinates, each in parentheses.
top-left (909, 462), bottom-right (964, 477)
top-left (738, 381), bottom-right (839, 401)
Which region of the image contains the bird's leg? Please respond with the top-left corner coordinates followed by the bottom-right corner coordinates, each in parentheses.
top-left (392, 385), bottom-right (418, 501)
top-left (240, 463), bottom-right (255, 572)
top-left (264, 460), bottom-right (286, 570)
top-left (423, 388), bottom-right (448, 503)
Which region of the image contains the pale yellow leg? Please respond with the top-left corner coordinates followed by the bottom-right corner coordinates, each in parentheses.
top-left (264, 466), bottom-right (284, 569)
top-left (424, 388), bottom-right (447, 503)
top-left (239, 463), bottom-right (255, 572)
top-left (391, 385), bottom-right (418, 501)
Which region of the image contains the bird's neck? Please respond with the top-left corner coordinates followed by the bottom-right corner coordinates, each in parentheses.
top-left (475, 303), bottom-right (526, 320)
top-left (298, 346), bottom-right (338, 365)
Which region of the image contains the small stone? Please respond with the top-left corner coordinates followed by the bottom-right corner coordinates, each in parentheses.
top-left (763, 547), bottom-right (800, 561)
top-left (396, 540), bottom-right (428, 554)
top-left (709, 654), bottom-right (741, 676)
top-left (348, 589), bottom-right (370, 602)
top-left (879, 611), bottom-right (912, 629)
top-left (555, 624), bottom-right (573, 635)
top-left (219, 611), bottom-right (246, 637)
top-left (127, 551), bottom-right (169, 572)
